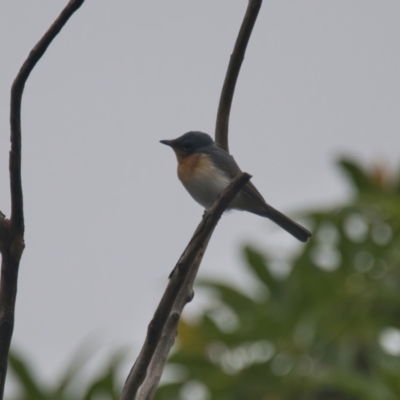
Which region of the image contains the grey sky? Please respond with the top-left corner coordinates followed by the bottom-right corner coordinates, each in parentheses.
top-left (0, 0), bottom-right (399, 390)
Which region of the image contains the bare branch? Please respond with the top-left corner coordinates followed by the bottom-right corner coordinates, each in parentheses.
top-left (124, 2), bottom-right (263, 398)
top-left (120, 173), bottom-right (252, 400)
top-left (0, 1), bottom-right (85, 398)
top-left (215, 0), bottom-right (262, 153)
top-left (10, 0), bottom-right (85, 232)
top-left (135, 252), bottom-right (205, 400)
top-left (127, 3), bottom-right (264, 397)
top-left (135, 309), bottom-right (182, 400)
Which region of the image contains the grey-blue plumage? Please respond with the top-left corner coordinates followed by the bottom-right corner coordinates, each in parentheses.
top-left (160, 131), bottom-right (311, 243)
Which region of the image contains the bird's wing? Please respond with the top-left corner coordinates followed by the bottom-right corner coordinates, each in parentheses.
top-left (202, 145), bottom-right (267, 206)
top-left (201, 145), bottom-right (312, 243)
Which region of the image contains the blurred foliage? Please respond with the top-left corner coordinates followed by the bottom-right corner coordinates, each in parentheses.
top-left (7, 345), bottom-right (126, 400)
top-left (155, 159), bottom-right (400, 400)
top-left (6, 159), bottom-right (400, 400)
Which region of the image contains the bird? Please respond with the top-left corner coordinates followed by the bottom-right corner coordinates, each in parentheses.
top-left (160, 131), bottom-right (311, 242)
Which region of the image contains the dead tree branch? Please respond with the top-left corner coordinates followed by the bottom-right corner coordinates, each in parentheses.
top-left (215, 0), bottom-right (262, 153)
top-left (123, 2), bottom-right (263, 398)
top-left (135, 240), bottom-right (209, 400)
top-left (120, 173), bottom-right (252, 400)
top-left (0, 1), bottom-right (85, 397)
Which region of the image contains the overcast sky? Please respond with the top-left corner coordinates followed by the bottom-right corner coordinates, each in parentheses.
top-left (0, 0), bottom-right (399, 392)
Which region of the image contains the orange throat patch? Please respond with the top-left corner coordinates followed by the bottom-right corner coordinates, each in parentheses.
top-left (177, 152), bottom-right (210, 183)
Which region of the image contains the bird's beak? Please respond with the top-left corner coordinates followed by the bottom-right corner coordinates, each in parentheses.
top-left (160, 139), bottom-right (175, 147)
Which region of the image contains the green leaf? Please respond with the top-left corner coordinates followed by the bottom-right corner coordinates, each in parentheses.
top-left (53, 338), bottom-right (98, 396)
top-left (243, 246), bottom-right (277, 292)
top-left (9, 352), bottom-right (49, 400)
top-left (339, 158), bottom-right (372, 192)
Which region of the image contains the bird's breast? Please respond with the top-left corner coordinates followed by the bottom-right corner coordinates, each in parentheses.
top-left (177, 153), bottom-right (231, 209)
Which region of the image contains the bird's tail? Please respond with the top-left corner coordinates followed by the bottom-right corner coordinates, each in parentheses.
top-left (260, 205), bottom-right (312, 243)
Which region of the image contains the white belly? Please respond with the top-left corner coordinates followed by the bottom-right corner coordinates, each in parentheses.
top-left (181, 164), bottom-right (232, 209)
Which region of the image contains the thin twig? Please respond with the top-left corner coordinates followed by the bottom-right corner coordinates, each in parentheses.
top-left (0, 1), bottom-right (85, 398)
top-left (215, 0), bottom-right (262, 153)
top-left (120, 173), bottom-right (252, 400)
top-left (10, 0), bottom-right (85, 232)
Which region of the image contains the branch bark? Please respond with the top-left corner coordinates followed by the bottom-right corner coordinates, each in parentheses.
top-left (135, 241), bottom-right (208, 400)
top-left (215, 0), bottom-right (262, 153)
top-left (120, 173), bottom-right (252, 400)
top-left (0, 1), bottom-right (85, 398)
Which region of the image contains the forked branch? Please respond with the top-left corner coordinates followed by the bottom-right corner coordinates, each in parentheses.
top-left (0, 1), bottom-right (85, 398)
top-left (123, 1), bottom-right (263, 399)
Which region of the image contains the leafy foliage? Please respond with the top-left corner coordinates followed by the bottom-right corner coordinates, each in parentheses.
top-left (155, 160), bottom-right (400, 400)
top-left (6, 160), bottom-right (400, 400)
top-left (7, 346), bottom-right (126, 400)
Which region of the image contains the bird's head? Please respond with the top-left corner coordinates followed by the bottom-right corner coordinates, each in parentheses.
top-left (160, 131), bottom-right (214, 161)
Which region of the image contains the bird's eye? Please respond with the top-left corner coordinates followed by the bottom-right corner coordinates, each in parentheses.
top-left (182, 144), bottom-right (191, 151)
